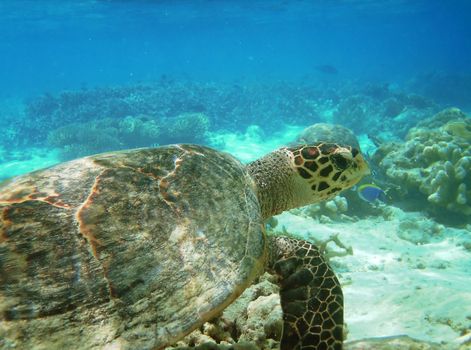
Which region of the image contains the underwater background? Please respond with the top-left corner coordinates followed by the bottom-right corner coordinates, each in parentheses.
top-left (0, 0), bottom-right (470, 349)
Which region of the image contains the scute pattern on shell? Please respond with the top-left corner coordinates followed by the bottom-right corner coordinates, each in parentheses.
top-left (0, 144), bottom-right (266, 350)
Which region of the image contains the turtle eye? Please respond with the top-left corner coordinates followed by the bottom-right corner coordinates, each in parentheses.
top-left (351, 148), bottom-right (359, 157)
top-left (330, 153), bottom-right (351, 170)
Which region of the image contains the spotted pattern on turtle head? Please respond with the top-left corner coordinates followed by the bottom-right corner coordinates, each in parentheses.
top-left (289, 142), bottom-right (369, 202)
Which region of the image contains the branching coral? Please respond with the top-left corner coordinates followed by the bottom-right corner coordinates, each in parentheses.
top-left (372, 108), bottom-right (471, 218)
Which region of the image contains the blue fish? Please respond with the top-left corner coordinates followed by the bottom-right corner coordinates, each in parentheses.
top-left (357, 184), bottom-right (387, 202)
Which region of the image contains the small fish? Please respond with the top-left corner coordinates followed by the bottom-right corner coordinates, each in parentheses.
top-left (357, 183), bottom-right (387, 203)
top-left (314, 64), bottom-right (338, 75)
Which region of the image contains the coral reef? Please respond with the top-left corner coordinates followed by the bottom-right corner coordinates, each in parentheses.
top-left (292, 195), bottom-right (352, 222)
top-left (1, 79), bottom-right (442, 179)
top-left (332, 84), bottom-right (438, 139)
top-left (162, 112), bottom-right (210, 145)
top-left (47, 118), bottom-right (125, 160)
top-left (23, 80), bottom-right (331, 147)
top-left (17, 79), bottom-right (437, 151)
top-left (47, 113), bottom-right (209, 160)
top-left (372, 108), bottom-right (471, 220)
top-left (0, 98), bottom-right (26, 152)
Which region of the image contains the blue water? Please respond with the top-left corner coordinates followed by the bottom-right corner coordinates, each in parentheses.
top-left (1, 0), bottom-right (470, 98)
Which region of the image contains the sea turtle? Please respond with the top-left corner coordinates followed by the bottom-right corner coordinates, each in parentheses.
top-left (0, 142), bottom-right (369, 350)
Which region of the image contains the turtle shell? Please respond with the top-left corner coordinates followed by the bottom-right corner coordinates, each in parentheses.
top-left (0, 144), bottom-right (266, 349)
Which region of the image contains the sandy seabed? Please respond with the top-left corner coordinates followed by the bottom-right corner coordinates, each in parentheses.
top-left (276, 209), bottom-right (471, 345)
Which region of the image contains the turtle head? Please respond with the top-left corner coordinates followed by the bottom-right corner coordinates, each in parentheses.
top-left (247, 142), bottom-right (369, 219)
top-left (287, 142), bottom-right (369, 203)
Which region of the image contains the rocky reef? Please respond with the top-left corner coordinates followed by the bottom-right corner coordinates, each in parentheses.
top-left (372, 108), bottom-right (471, 221)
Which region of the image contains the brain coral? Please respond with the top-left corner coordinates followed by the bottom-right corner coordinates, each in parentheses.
top-left (372, 108), bottom-right (471, 218)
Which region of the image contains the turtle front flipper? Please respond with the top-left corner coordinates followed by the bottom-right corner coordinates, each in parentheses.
top-left (267, 235), bottom-right (343, 350)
